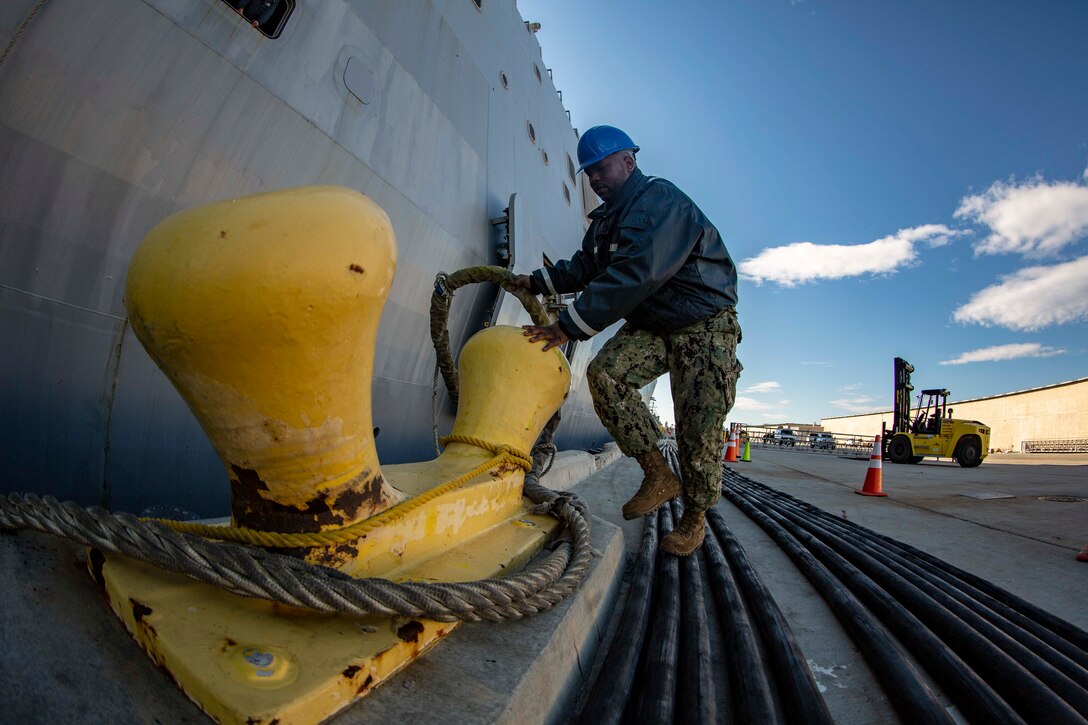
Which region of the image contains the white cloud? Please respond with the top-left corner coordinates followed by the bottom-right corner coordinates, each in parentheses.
top-left (939, 343), bottom-right (1066, 365)
top-left (953, 255), bottom-right (1088, 330)
top-left (731, 396), bottom-right (782, 415)
top-left (829, 395), bottom-right (877, 414)
top-left (955, 173), bottom-right (1088, 257)
top-left (739, 225), bottom-right (960, 287)
top-left (778, 399), bottom-right (792, 405)
top-left (838, 383), bottom-right (865, 392)
top-left (743, 381), bottom-right (781, 393)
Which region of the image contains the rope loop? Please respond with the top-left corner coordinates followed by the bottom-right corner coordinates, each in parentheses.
top-left (0, 266), bottom-right (590, 623)
top-left (440, 434), bottom-right (533, 472)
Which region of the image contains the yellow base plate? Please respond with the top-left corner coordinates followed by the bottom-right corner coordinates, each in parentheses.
top-left (98, 460), bottom-right (558, 725)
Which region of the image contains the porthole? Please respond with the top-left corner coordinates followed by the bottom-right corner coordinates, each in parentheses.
top-left (567, 154), bottom-right (577, 182)
top-left (500, 71), bottom-right (509, 89)
top-left (562, 183), bottom-right (572, 206)
top-left (533, 63), bottom-right (542, 83)
top-left (527, 121), bottom-right (537, 144)
top-left (541, 149), bottom-right (550, 165)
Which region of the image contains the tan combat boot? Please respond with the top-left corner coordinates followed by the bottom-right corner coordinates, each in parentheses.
top-left (622, 449), bottom-right (682, 520)
top-left (660, 509), bottom-right (706, 556)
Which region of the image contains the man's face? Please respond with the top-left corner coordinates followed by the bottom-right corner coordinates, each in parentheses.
top-left (585, 151), bottom-right (635, 203)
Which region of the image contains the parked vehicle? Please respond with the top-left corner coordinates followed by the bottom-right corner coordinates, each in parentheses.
top-left (810, 432), bottom-right (836, 450)
top-left (767, 428), bottom-right (797, 446)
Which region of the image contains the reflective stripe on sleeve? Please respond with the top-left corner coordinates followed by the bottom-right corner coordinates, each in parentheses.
top-left (536, 267), bottom-right (558, 296)
top-left (567, 303), bottom-right (599, 338)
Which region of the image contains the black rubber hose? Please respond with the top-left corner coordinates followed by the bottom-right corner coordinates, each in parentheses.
top-left (719, 488), bottom-right (955, 724)
top-left (729, 471), bottom-right (1088, 655)
top-left (706, 509), bottom-right (833, 725)
top-left (675, 501), bottom-right (718, 724)
top-left (733, 479), bottom-right (1088, 687)
top-left (630, 506), bottom-right (681, 723)
top-left (731, 483), bottom-right (1083, 724)
top-left (576, 510), bottom-right (660, 725)
top-left (726, 483), bottom-right (1028, 725)
top-left (700, 519), bottom-right (778, 724)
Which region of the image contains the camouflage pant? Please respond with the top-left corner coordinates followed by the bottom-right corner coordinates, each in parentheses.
top-left (587, 308), bottom-right (742, 511)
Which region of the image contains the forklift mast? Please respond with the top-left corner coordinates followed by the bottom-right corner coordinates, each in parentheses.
top-left (892, 357), bottom-right (914, 436)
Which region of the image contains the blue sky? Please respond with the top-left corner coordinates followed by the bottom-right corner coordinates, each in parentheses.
top-left (519, 0), bottom-right (1088, 427)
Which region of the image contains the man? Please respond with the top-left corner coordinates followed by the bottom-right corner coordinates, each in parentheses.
top-left (518, 125), bottom-right (741, 556)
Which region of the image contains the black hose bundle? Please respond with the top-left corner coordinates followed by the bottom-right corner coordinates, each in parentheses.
top-left (722, 469), bottom-right (1088, 725)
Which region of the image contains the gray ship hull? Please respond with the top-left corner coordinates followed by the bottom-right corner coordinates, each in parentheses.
top-left (0, 0), bottom-right (620, 516)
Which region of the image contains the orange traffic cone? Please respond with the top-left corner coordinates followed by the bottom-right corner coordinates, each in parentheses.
top-left (1076, 545), bottom-right (1088, 562)
top-left (856, 435), bottom-right (887, 497)
top-left (725, 428), bottom-right (738, 463)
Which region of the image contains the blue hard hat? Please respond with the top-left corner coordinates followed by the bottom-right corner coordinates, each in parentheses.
top-left (576, 125), bottom-right (639, 173)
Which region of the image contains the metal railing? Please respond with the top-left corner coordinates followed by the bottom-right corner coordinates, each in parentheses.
top-left (1021, 438), bottom-right (1088, 454)
top-left (729, 426), bottom-right (875, 457)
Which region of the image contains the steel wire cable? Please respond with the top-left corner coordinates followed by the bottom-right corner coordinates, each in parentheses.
top-left (1, 471), bottom-right (593, 623)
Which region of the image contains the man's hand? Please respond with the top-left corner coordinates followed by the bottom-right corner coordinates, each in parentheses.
top-left (522, 323), bottom-right (569, 352)
top-left (513, 274), bottom-right (533, 290)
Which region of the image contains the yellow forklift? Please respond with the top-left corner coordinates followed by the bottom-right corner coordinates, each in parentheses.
top-left (884, 357), bottom-right (991, 467)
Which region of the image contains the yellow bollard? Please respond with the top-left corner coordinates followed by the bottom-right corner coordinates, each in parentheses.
top-left (126, 185), bottom-right (402, 564)
top-left (105, 186), bottom-right (572, 724)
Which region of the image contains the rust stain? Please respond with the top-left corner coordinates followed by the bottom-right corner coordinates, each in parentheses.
top-left (219, 230), bottom-right (228, 238)
top-left (230, 465), bottom-right (395, 534)
top-left (221, 638), bottom-right (237, 653)
top-left (342, 665), bottom-right (362, 679)
top-left (397, 621), bottom-right (424, 643)
top-left (358, 673), bottom-right (375, 695)
top-left (230, 464), bottom-right (399, 566)
top-left (130, 598), bottom-right (153, 623)
top-left (348, 264), bottom-right (366, 275)
top-left (129, 598), bottom-right (159, 643)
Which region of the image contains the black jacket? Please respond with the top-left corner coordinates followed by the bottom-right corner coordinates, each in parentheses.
top-left (530, 168), bottom-right (738, 340)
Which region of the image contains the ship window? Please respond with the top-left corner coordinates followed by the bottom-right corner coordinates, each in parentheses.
top-left (567, 154), bottom-right (577, 182)
top-left (500, 71), bottom-right (509, 89)
top-left (562, 182), bottom-right (572, 206)
top-left (541, 149), bottom-right (549, 165)
top-left (533, 63), bottom-right (542, 83)
top-left (527, 121), bottom-right (537, 144)
top-left (222, 0), bottom-right (294, 39)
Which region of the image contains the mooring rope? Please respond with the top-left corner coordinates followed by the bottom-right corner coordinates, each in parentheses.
top-left (0, 475), bottom-right (591, 623)
top-left (0, 0), bottom-right (48, 70)
top-left (1, 265), bottom-right (592, 623)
